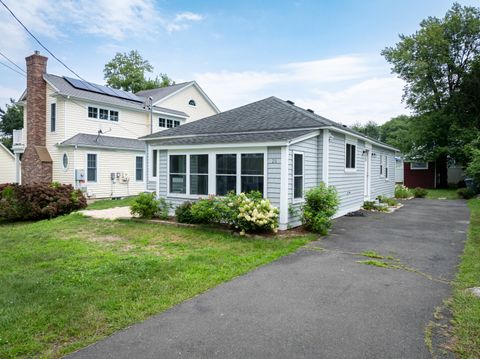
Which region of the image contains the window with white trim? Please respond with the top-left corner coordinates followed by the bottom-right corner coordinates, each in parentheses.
top-left (87, 154), bottom-right (97, 182)
top-left (135, 156), bottom-right (144, 181)
top-left (380, 154), bottom-right (384, 176)
top-left (216, 154), bottom-right (237, 196)
top-left (294, 153), bottom-right (303, 199)
top-left (169, 155), bottom-right (187, 194)
top-left (62, 153), bottom-right (68, 170)
top-left (50, 103), bottom-right (56, 132)
top-left (241, 153), bottom-right (264, 195)
top-left (167, 119), bottom-right (173, 128)
top-left (345, 143), bottom-right (356, 169)
top-left (410, 162), bottom-right (428, 170)
top-left (188, 99), bottom-right (196, 106)
top-left (190, 155), bottom-right (208, 195)
top-left (174, 120), bottom-right (180, 127)
top-left (159, 118), bottom-right (166, 127)
top-left (384, 156), bottom-right (389, 179)
top-left (88, 106), bottom-right (119, 122)
top-left (152, 150), bottom-right (158, 177)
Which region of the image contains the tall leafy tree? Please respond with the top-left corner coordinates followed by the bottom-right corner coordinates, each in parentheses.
top-left (379, 115), bottom-right (413, 155)
top-left (351, 121), bottom-right (381, 140)
top-left (0, 99), bottom-right (23, 150)
top-left (104, 50), bottom-right (174, 93)
top-left (381, 3), bottom-right (480, 187)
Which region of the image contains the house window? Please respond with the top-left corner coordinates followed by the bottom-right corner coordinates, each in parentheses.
top-left (410, 162), bottom-right (428, 170)
top-left (152, 150), bottom-right (158, 177)
top-left (380, 154), bottom-right (384, 176)
top-left (167, 119), bottom-right (173, 128)
top-left (159, 118), bottom-right (166, 127)
top-left (135, 156), bottom-right (144, 181)
top-left (174, 120), bottom-right (180, 127)
top-left (87, 154), bottom-right (97, 182)
top-left (216, 154), bottom-right (237, 195)
top-left (345, 143), bottom-right (356, 169)
top-left (188, 99), bottom-right (196, 106)
top-left (384, 156), bottom-right (389, 179)
top-left (169, 155), bottom-right (187, 194)
top-left (190, 154), bottom-right (208, 195)
top-left (109, 110), bottom-right (119, 122)
top-left (241, 153), bottom-right (264, 195)
top-left (88, 106), bottom-right (98, 119)
top-left (99, 108), bottom-right (109, 120)
top-left (50, 103), bottom-right (56, 132)
top-left (293, 153), bottom-right (303, 199)
top-left (62, 153), bottom-right (68, 170)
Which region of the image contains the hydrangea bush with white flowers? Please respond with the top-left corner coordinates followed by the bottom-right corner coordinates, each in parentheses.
top-left (225, 192), bottom-right (279, 234)
top-left (394, 184), bottom-right (411, 198)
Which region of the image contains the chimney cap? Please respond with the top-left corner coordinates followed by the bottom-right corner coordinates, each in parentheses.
top-left (306, 109), bottom-right (314, 113)
top-left (34, 50), bottom-right (40, 55)
top-left (286, 100), bottom-right (295, 105)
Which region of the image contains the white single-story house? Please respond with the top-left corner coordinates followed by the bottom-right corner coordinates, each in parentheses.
top-left (0, 143), bottom-right (18, 184)
top-left (141, 97), bottom-right (398, 230)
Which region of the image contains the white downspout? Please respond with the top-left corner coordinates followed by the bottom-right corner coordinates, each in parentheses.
top-left (322, 129), bottom-right (329, 185)
top-left (279, 145), bottom-right (289, 230)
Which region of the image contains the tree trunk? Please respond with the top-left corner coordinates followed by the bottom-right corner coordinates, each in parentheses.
top-left (436, 155), bottom-right (449, 188)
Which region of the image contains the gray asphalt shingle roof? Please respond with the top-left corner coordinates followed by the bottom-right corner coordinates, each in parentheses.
top-left (36, 74), bottom-right (188, 117)
top-left (140, 96), bottom-right (398, 151)
top-left (136, 82), bottom-right (193, 104)
top-left (58, 133), bottom-right (145, 151)
top-left (146, 130), bottom-right (317, 146)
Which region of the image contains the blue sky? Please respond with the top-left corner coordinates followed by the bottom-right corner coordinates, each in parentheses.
top-left (0, 0), bottom-right (477, 125)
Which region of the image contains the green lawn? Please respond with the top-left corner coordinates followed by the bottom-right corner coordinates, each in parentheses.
top-left (426, 188), bottom-right (459, 200)
top-left (452, 198), bottom-right (480, 358)
top-left (87, 196), bottom-right (138, 210)
top-left (0, 214), bottom-right (313, 358)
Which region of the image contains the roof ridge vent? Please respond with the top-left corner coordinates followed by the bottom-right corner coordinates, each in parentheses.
top-left (286, 100), bottom-right (295, 105)
top-left (306, 109), bottom-right (314, 113)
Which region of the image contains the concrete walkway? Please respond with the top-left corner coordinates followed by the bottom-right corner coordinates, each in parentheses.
top-left (68, 199), bottom-right (469, 359)
top-left (79, 206), bottom-right (135, 220)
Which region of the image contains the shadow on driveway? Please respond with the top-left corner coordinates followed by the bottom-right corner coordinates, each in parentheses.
top-left (68, 199), bottom-right (469, 359)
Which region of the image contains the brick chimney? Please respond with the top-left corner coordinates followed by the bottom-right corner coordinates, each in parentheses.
top-left (22, 51), bottom-right (53, 184)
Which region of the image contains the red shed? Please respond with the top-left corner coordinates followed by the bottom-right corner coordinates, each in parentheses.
top-left (404, 161), bottom-right (436, 189)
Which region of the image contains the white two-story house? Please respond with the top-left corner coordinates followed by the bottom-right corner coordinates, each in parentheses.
top-left (11, 51), bottom-right (219, 198)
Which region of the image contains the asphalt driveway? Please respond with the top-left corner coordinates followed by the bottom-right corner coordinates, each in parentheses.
top-left (68, 199), bottom-right (469, 359)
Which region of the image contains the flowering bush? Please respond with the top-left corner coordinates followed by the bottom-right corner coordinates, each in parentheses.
top-left (225, 192), bottom-right (279, 234)
top-left (0, 183), bottom-right (87, 221)
top-left (394, 184), bottom-right (411, 199)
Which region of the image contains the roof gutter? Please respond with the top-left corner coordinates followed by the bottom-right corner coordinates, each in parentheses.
top-left (56, 143), bottom-right (145, 152)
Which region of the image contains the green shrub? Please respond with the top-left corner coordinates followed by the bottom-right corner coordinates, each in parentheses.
top-left (175, 202), bottom-right (195, 223)
top-left (363, 201), bottom-right (377, 211)
top-left (466, 148), bottom-right (480, 186)
top-left (377, 195), bottom-right (398, 206)
top-left (395, 184), bottom-right (411, 198)
top-left (189, 196), bottom-right (227, 224)
top-left (412, 187), bottom-right (428, 198)
top-left (302, 183), bottom-right (339, 235)
top-left (457, 187), bottom-right (476, 199)
top-left (0, 183), bottom-right (87, 222)
top-left (130, 193), bottom-right (170, 219)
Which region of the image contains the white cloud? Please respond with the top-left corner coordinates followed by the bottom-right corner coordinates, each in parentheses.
top-left (0, 0), bottom-right (203, 58)
top-left (194, 54), bottom-right (408, 125)
top-left (165, 11), bottom-right (204, 32)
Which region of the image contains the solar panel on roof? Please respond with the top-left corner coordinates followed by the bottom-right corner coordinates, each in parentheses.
top-left (63, 76), bottom-right (143, 103)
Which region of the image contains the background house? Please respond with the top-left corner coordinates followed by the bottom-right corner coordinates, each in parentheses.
top-left (11, 51), bottom-right (219, 198)
top-left (142, 97), bottom-right (397, 229)
top-left (0, 143), bottom-right (17, 183)
top-left (403, 160), bottom-right (466, 188)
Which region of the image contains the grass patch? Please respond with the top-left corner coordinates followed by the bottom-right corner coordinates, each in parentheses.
top-left (361, 250), bottom-right (384, 259)
top-left (426, 188), bottom-right (459, 200)
top-left (451, 198), bottom-right (480, 358)
top-left (87, 196), bottom-right (137, 210)
top-left (0, 214), bottom-right (314, 358)
top-left (357, 259), bottom-right (392, 268)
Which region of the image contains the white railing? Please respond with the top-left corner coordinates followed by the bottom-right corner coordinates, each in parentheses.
top-left (13, 129), bottom-right (24, 145)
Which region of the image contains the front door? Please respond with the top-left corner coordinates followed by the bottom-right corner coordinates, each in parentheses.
top-left (364, 149), bottom-right (370, 200)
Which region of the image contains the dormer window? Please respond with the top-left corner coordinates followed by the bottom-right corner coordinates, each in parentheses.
top-left (188, 99), bottom-right (196, 107)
